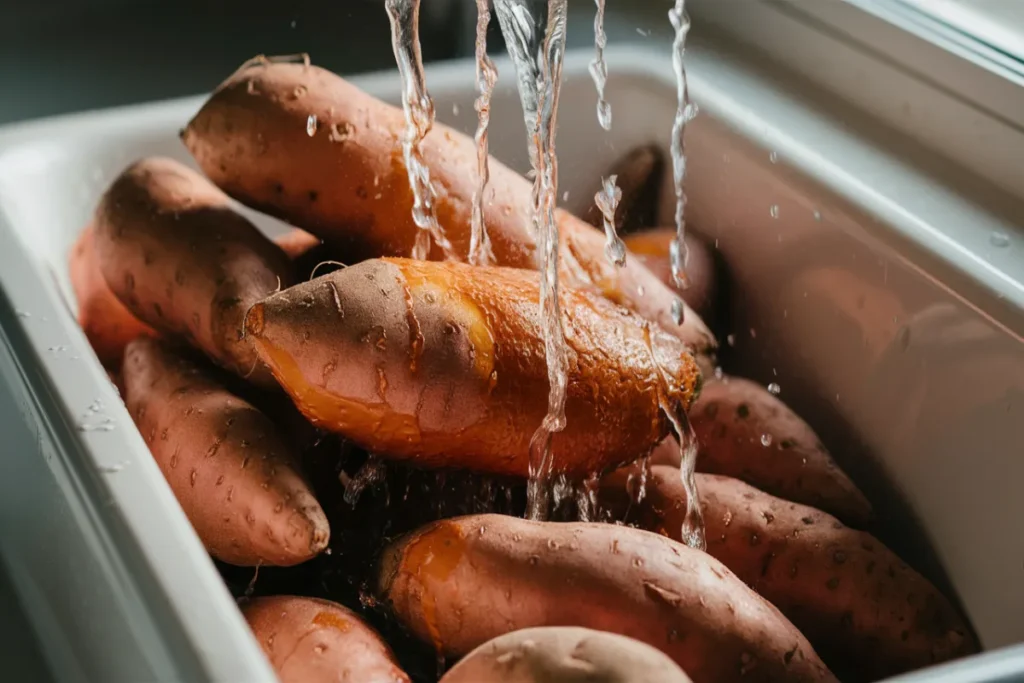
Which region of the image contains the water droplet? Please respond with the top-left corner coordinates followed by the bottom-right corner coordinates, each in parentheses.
top-left (761, 433), bottom-right (773, 447)
top-left (769, 151), bottom-right (778, 163)
top-left (637, 285), bottom-right (646, 297)
top-left (990, 231), bottom-right (1011, 248)
top-left (635, 27), bottom-right (651, 37)
top-left (15, 311), bottom-right (30, 318)
top-left (306, 114), bottom-right (318, 137)
top-left (671, 298), bottom-right (685, 325)
top-left (813, 210), bottom-right (822, 221)
top-left (452, 102), bottom-right (460, 116)
top-left (769, 205), bottom-right (780, 219)
top-left (726, 333), bottom-right (736, 347)
top-left (562, 190), bottom-right (569, 202)
top-left (714, 366), bottom-right (724, 380)
top-left (767, 382), bottom-right (781, 396)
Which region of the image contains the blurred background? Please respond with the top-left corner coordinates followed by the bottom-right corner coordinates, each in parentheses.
top-left (0, 0), bottom-right (674, 126)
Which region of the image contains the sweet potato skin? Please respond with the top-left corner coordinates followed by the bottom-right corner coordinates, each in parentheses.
top-left (121, 337), bottom-right (328, 566)
top-left (244, 258), bottom-right (701, 478)
top-left (182, 61), bottom-right (715, 357)
top-left (242, 595), bottom-right (410, 683)
top-left (439, 626), bottom-right (693, 683)
top-left (378, 514), bottom-right (836, 683)
top-left (691, 376), bottom-right (871, 525)
top-left (94, 156), bottom-right (294, 386)
top-left (602, 467), bottom-right (977, 679)
top-left (623, 228), bottom-right (717, 324)
top-left (68, 223), bottom-right (155, 368)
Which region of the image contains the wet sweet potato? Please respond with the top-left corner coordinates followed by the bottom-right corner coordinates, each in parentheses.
top-left (241, 595), bottom-right (410, 683)
top-left (623, 228), bottom-right (717, 323)
top-left (243, 258), bottom-right (701, 479)
top-left (378, 514), bottom-right (836, 683)
top-left (601, 467), bottom-right (977, 679)
top-left (439, 626), bottom-right (692, 683)
top-left (94, 156), bottom-right (294, 386)
top-left (691, 376), bottom-right (871, 525)
top-left (182, 59), bottom-right (716, 358)
top-left (122, 337), bottom-right (328, 566)
top-left (68, 223), bottom-right (155, 368)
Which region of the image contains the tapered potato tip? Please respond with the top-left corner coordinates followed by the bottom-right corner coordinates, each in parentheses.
top-left (244, 302), bottom-right (266, 339)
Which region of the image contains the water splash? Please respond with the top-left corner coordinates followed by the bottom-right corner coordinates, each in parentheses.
top-left (494, 0), bottom-right (571, 521)
top-left (469, 0), bottom-right (498, 266)
top-left (667, 0), bottom-right (698, 325)
top-left (594, 175), bottom-right (626, 265)
top-left (767, 382), bottom-right (781, 395)
top-left (385, 0), bottom-right (456, 261)
top-left (641, 323), bottom-right (705, 550)
top-left (589, 0), bottom-right (612, 130)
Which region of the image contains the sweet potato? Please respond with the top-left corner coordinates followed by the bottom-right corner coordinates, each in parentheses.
top-left (241, 595), bottom-right (410, 683)
top-left (274, 227), bottom-right (323, 261)
top-left (378, 514), bottom-right (836, 683)
top-left (601, 467), bottom-right (978, 679)
top-left (94, 156), bottom-right (294, 386)
top-left (623, 228), bottom-right (717, 323)
top-left (68, 223), bottom-right (155, 368)
top-left (439, 626), bottom-right (692, 683)
top-left (182, 60), bottom-right (716, 358)
top-left (122, 337), bottom-right (328, 566)
top-left (243, 258), bottom-right (701, 478)
top-left (583, 145), bottom-right (664, 234)
top-left (691, 376), bottom-right (871, 525)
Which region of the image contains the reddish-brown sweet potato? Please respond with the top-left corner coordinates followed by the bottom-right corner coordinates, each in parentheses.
top-left (623, 228), bottom-right (717, 324)
top-left (68, 223), bottom-right (155, 368)
top-left (439, 626), bottom-right (693, 683)
top-left (94, 156), bottom-right (294, 386)
top-left (378, 514), bottom-right (836, 683)
top-left (243, 258), bottom-right (701, 479)
top-left (241, 595), bottom-right (410, 683)
top-left (182, 60), bottom-right (716, 358)
top-left (122, 337), bottom-right (328, 566)
top-left (691, 376), bottom-right (871, 525)
top-left (601, 467), bottom-right (977, 679)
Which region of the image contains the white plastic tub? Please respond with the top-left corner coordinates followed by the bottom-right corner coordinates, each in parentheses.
top-left (0, 44), bottom-right (1021, 682)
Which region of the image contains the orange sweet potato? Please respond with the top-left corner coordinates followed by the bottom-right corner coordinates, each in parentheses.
top-left (691, 376), bottom-right (871, 525)
top-left (439, 626), bottom-right (693, 683)
top-left (241, 595), bottom-right (410, 683)
top-left (378, 514), bottom-right (836, 683)
top-left (623, 228), bottom-right (718, 324)
top-left (182, 59), bottom-right (716, 358)
top-left (68, 223), bottom-right (155, 368)
top-left (94, 156), bottom-right (294, 386)
top-left (601, 467), bottom-right (977, 679)
top-left (243, 258), bottom-right (701, 479)
top-left (122, 337), bottom-right (328, 566)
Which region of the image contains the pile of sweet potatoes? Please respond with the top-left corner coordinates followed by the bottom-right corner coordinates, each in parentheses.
top-left (67, 56), bottom-right (978, 683)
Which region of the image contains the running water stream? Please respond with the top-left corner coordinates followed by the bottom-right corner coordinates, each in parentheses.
top-left (469, 0), bottom-right (498, 266)
top-left (493, 0), bottom-right (571, 520)
top-left (385, 0), bottom-right (456, 261)
top-left (589, 0), bottom-right (627, 267)
top-left (668, 0), bottom-right (698, 324)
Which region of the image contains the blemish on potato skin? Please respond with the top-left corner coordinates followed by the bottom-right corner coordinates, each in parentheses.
top-left (826, 577), bottom-right (840, 590)
top-left (736, 404), bottom-right (750, 419)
